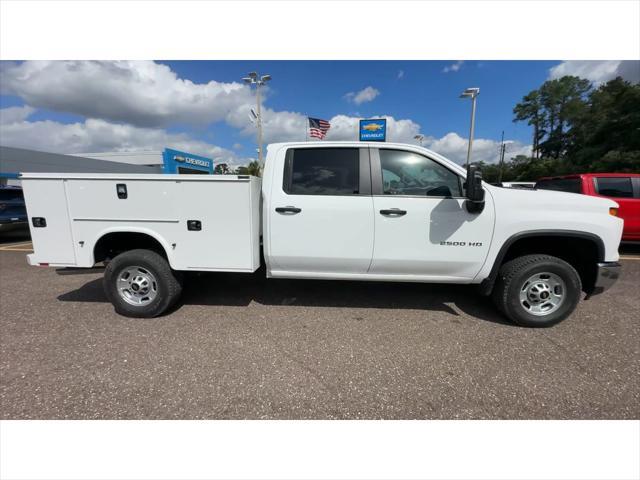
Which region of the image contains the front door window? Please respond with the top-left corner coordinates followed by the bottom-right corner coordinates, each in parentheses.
top-left (379, 149), bottom-right (462, 197)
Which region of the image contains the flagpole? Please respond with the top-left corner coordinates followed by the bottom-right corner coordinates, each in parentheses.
top-left (305, 117), bottom-right (308, 142)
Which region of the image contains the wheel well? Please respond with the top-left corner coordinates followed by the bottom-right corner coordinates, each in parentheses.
top-left (483, 234), bottom-right (602, 295)
top-left (93, 232), bottom-right (168, 265)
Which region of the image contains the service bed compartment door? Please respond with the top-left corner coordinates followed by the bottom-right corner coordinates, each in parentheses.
top-left (369, 148), bottom-right (494, 280)
top-left (177, 179), bottom-right (259, 271)
top-left (267, 147), bottom-right (374, 274)
top-left (22, 179), bottom-right (76, 265)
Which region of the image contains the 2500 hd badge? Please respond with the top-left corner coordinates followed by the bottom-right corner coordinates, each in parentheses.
top-left (439, 241), bottom-right (483, 247)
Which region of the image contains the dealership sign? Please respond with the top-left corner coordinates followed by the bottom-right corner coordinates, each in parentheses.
top-left (173, 155), bottom-right (210, 168)
top-left (359, 118), bottom-right (387, 142)
top-left (162, 148), bottom-right (213, 174)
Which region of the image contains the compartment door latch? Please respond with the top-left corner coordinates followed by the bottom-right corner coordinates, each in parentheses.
top-left (187, 220), bottom-right (202, 231)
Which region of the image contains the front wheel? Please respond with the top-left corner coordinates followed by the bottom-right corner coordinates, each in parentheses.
top-left (491, 254), bottom-right (582, 327)
top-left (104, 249), bottom-right (183, 318)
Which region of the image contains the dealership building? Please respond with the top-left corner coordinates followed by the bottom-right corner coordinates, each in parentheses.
top-left (0, 146), bottom-right (214, 185)
top-left (73, 148), bottom-right (214, 175)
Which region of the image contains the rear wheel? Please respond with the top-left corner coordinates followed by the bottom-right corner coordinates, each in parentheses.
top-left (492, 254), bottom-right (582, 327)
top-left (104, 249), bottom-right (182, 318)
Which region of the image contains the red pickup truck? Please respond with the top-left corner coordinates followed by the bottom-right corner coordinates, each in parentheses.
top-left (536, 173), bottom-right (640, 241)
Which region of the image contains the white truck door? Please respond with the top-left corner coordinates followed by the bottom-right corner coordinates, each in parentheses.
top-left (266, 147), bottom-right (374, 275)
top-left (369, 148), bottom-right (495, 281)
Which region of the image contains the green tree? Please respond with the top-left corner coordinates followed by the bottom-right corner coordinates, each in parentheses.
top-left (567, 77), bottom-right (640, 172)
top-left (507, 75), bottom-right (639, 180)
top-left (538, 76), bottom-right (591, 158)
top-left (234, 160), bottom-right (262, 177)
top-left (214, 163), bottom-right (230, 174)
top-left (513, 90), bottom-right (544, 159)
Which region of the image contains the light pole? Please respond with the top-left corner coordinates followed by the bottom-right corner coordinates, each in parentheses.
top-left (460, 87), bottom-right (480, 168)
top-left (414, 134), bottom-right (425, 146)
top-left (242, 71), bottom-right (271, 166)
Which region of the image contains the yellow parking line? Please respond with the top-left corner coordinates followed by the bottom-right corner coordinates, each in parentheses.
top-left (0, 241), bottom-right (32, 247)
top-left (0, 244), bottom-right (33, 252)
top-left (620, 256), bottom-right (640, 261)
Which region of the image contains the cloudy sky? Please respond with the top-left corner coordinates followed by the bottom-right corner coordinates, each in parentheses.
top-left (0, 60), bottom-right (638, 167)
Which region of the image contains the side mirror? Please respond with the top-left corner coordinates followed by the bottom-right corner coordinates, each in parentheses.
top-left (464, 165), bottom-right (485, 214)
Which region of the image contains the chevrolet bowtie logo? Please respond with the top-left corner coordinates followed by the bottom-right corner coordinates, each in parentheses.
top-left (362, 123), bottom-right (383, 132)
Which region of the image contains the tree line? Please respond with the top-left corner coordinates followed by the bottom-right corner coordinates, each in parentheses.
top-left (214, 160), bottom-right (261, 176)
top-left (477, 75), bottom-right (640, 183)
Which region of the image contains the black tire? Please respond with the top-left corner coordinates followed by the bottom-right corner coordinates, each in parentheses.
top-left (103, 249), bottom-right (183, 318)
top-left (491, 254), bottom-right (582, 327)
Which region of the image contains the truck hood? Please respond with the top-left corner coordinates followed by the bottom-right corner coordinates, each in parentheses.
top-left (487, 185), bottom-right (619, 211)
top-left (484, 184), bottom-right (623, 262)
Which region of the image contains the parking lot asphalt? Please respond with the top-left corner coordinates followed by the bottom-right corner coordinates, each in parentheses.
top-left (1, 242), bottom-right (638, 420)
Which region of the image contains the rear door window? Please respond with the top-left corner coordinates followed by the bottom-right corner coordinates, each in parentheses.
top-left (594, 177), bottom-right (633, 198)
top-left (284, 148), bottom-right (360, 195)
top-left (535, 178), bottom-right (582, 194)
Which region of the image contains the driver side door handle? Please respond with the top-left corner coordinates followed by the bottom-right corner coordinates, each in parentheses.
top-left (380, 209), bottom-right (407, 216)
top-left (275, 206), bottom-right (302, 214)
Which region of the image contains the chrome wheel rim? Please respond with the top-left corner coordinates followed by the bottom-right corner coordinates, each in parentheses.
top-left (518, 272), bottom-right (566, 316)
top-left (116, 266), bottom-right (158, 306)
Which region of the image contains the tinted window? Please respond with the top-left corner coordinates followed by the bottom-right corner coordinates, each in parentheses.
top-left (379, 149), bottom-right (461, 197)
top-left (535, 178), bottom-right (582, 194)
top-left (0, 189), bottom-right (24, 201)
top-left (595, 177), bottom-right (633, 198)
top-left (286, 148), bottom-right (359, 195)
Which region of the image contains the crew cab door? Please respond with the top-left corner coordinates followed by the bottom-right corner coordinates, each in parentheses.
top-left (369, 147), bottom-right (494, 281)
top-left (266, 146), bottom-right (374, 275)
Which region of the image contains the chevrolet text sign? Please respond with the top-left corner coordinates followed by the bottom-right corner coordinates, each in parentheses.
top-left (359, 118), bottom-right (387, 142)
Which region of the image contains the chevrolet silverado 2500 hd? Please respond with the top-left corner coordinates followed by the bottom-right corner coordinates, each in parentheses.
top-left (20, 142), bottom-right (623, 327)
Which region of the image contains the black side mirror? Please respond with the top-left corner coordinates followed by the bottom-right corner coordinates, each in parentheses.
top-left (464, 165), bottom-right (485, 213)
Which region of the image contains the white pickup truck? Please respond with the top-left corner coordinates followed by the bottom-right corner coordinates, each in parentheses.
top-left (21, 142), bottom-right (623, 327)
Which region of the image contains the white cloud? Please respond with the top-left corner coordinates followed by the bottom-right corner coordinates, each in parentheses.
top-left (0, 109), bottom-right (245, 166)
top-left (326, 115), bottom-right (421, 143)
top-left (241, 111), bottom-right (422, 145)
top-left (234, 111), bottom-right (525, 165)
top-left (0, 61), bottom-right (534, 169)
top-left (344, 86), bottom-right (380, 105)
top-left (442, 61), bottom-right (464, 73)
top-left (0, 105), bottom-right (35, 124)
top-left (397, 70), bottom-right (405, 79)
top-left (232, 143), bottom-right (243, 150)
top-left (0, 105), bottom-right (529, 167)
top-left (423, 132), bottom-right (532, 165)
top-left (548, 60), bottom-right (640, 85)
top-left (0, 60), bottom-right (254, 128)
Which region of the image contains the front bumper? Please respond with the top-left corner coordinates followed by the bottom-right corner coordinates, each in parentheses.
top-left (589, 262), bottom-right (621, 296)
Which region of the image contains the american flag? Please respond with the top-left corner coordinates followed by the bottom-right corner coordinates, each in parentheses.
top-left (308, 117), bottom-right (331, 140)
